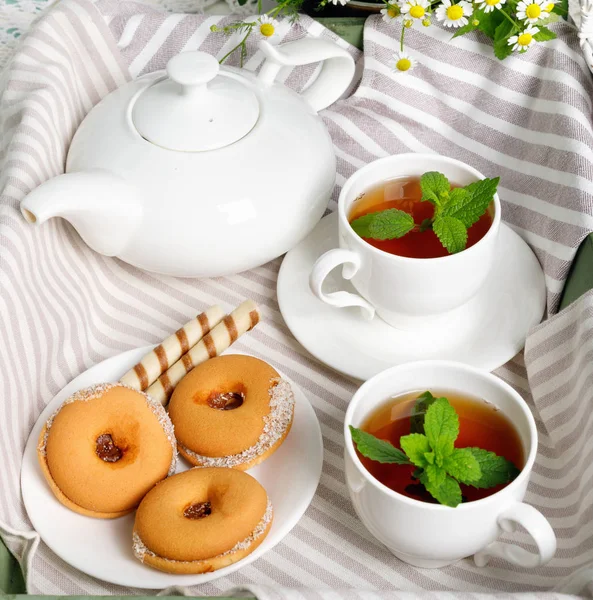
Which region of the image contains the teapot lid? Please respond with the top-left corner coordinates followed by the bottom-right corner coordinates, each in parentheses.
top-left (132, 52), bottom-right (259, 152)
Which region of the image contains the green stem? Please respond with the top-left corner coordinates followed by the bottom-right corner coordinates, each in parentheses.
top-left (218, 27), bottom-right (253, 64)
top-left (498, 7), bottom-right (518, 28)
top-left (400, 22), bottom-right (405, 51)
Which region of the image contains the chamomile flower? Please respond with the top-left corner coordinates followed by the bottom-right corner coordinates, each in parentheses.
top-left (543, 0), bottom-right (556, 13)
top-left (435, 0), bottom-right (473, 27)
top-left (392, 49), bottom-right (416, 73)
top-left (256, 15), bottom-right (279, 39)
top-left (507, 24), bottom-right (539, 51)
top-left (329, 0), bottom-right (349, 5)
top-left (400, 0), bottom-right (430, 23)
top-left (476, 0), bottom-right (506, 13)
top-left (381, 1), bottom-right (401, 22)
top-left (516, 0), bottom-right (549, 23)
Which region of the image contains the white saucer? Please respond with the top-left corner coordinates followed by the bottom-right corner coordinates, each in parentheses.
top-left (278, 213), bottom-right (546, 381)
top-left (21, 348), bottom-right (323, 589)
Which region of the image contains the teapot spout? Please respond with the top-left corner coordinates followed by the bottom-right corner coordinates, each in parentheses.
top-left (20, 170), bottom-right (142, 257)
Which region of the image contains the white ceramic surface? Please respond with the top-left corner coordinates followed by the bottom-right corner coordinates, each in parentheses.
top-left (310, 154), bottom-right (501, 330)
top-left (21, 347), bottom-right (323, 589)
top-left (344, 360), bottom-right (556, 569)
top-left (20, 39), bottom-right (356, 278)
top-left (278, 213), bottom-right (546, 380)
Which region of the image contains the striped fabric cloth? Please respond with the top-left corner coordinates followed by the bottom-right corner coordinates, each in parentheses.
top-left (1, 0), bottom-right (593, 596)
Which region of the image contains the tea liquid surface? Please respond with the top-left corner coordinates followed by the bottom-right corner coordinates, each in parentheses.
top-left (348, 177), bottom-right (492, 259)
top-left (359, 390), bottom-right (524, 504)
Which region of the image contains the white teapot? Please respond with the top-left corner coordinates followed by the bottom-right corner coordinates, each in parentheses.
top-left (21, 39), bottom-right (355, 277)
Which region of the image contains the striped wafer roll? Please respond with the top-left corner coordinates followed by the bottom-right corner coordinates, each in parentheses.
top-left (146, 300), bottom-right (261, 405)
top-left (119, 305), bottom-right (225, 391)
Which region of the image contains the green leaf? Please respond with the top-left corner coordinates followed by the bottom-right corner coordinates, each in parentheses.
top-left (533, 26), bottom-right (557, 41)
top-left (349, 426), bottom-right (412, 465)
top-left (465, 447), bottom-right (521, 488)
top-left (424, 397), bottom-right (459, 460)
top-left (410, 391), bottom-right (437, 434)
top-left (441, 178), bottom-right (498, 228)
top-left (478, 9), bottom-right (503, 39)
top-left (419, 470), bottom-right (463, 507)
top-left (432, 215), bottom-right (468, 254)
top-left (350, 209), bottom-right (415, 241)
top-left (553, 0), bottom-right (568, 19)
top-left (400, 433), bottom-right (432, 468)
top-left (492, 18), bottom-right (517, 60)
top-left (493, 36), bottom-right (514, 60)
top-left (443, 448), bottom-right (482, 484)
top-left (452, 7), bottom-right (486, 38)
top-left (425, 463), bottom-right (446, 486)
top-left (493, 17), bottom-right (515, 42)
top-left (420, 171), bottom-right (450, 206)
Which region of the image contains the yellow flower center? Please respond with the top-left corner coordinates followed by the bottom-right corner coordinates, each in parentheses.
top-left (485, 0), bottom-right (498, 6)
top-left (517, 32), bottom-right (533, 46)
top-left (409, 5), bottom-right (425, 17)
top-left (545, 2), bottom-right (554, 10)
top-left (396, 58), bottom-right (412, 71)
top-left (525, 3), bottom-right (541, 18)
top-left (387, 5), bottom-right (400, 16)
top-left (446, 4), bottom-right (464, 20)
top-left (260, 23), bottom-right (275, 37)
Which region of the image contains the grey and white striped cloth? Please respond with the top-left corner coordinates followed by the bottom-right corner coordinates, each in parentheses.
top-left (1, 0), bottom-right (593, 596)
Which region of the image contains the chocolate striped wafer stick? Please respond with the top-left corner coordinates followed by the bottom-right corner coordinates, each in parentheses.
top-left (146, 300), bottom-right (260, 405)
top-left (119, 305), bottom-right (225, 391)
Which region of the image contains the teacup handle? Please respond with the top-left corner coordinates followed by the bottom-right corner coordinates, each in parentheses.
top-left (474, 503), bottom-right (556, 568)
top-left (309, 249), bottom-right (375, 320)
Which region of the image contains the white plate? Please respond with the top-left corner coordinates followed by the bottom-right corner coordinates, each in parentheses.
top-left (278, 213), bottom-right (546, 381)
top-left (21, 347), bottom-right (323, 589)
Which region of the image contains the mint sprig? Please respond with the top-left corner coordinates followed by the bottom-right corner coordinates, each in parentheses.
top-left (350, 394), bottom-right (519, 508)
top-left (349, 171), bottom-right (498, 255)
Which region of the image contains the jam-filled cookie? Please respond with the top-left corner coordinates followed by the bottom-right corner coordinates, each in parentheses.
top-left (37, 383), bottom-right (176, 519)
top-left (133, 467), bottom-right (272, 574)
top-left (168, 354), bottom-right (295, 470)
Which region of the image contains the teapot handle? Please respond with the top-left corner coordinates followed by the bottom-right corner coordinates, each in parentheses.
top-left (258, 39), bottom-right (356, 112)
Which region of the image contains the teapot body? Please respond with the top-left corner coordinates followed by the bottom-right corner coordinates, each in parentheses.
top-left (66, 67), bottom-right (336, 277)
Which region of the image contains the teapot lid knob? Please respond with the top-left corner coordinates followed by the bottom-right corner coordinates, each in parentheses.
top-left (132, 51), bottom-right (259, 152)
top-left (166, 52), bottom-right (219, 89)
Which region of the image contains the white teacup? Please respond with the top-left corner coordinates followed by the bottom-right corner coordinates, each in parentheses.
top-left (310, 154), bottom-right (501, 330)
top-left (344, 360), bottom-right (556, 569)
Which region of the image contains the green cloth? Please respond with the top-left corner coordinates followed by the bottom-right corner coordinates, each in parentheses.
top-left (0, 537), bottom-right (25, 594)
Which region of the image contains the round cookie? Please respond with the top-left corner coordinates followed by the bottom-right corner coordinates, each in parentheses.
top-left (133, 467), bottom-right (273, 574)
top-left (168, 354), bottom-right (295, 470)
top-left (37, 383), bottom-right (177, 519)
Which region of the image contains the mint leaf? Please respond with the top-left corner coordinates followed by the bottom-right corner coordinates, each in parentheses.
top-left (443, 448), bottom-right (482, 484)
top-left (432, 216), bottom-right (468, 254)
top-left (350, 209), bottom-right (415, 241)
top-left (534, 26), bottom-right (557, 41)
top-left (465, 447), bottom-right (521, 488)
top-left (420, 470), bottom-right (462, 507)
top-left (424, 398), bottom-right (459, 461)
top-left (441, 178), bottom-right (498, 228)
top-left (350, 426), bottom-right (412, 465)
top-left (420, 172), bottom-right (450, 206)
top-left (410, 391), bottom-right (437, 434)
top-left (425, 463), bottom-right (446, 487)
top-left (400, 433), bottom-right (431, 468)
